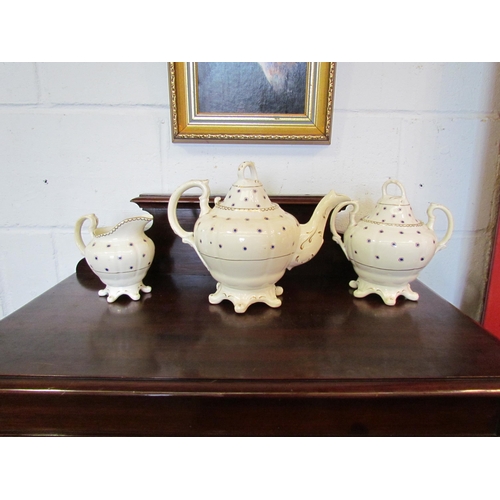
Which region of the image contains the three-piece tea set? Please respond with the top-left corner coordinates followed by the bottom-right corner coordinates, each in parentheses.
top-left (75, 161), bottom-right (454, 312)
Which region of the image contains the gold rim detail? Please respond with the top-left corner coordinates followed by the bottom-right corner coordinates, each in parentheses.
top-left (95, 217), bottom-right (153, 238)
top-left (361, 217), bottom-right (424, 227)
top-left (215, 202), bottom-right (277, 212)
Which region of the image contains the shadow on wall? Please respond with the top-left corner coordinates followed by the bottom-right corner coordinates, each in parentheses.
top-left (461, 63), bottom-right (500, 320)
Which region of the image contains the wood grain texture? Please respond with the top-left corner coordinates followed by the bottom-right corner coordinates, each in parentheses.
top-left (0, 195), bottom-right (499, 436)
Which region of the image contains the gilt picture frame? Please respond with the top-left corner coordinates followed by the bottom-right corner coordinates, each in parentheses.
top-left (168, 62), bottom-right (336, 144)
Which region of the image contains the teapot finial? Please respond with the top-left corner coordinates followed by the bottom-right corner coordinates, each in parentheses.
top-left (237, 160), bottom-right (258, 181)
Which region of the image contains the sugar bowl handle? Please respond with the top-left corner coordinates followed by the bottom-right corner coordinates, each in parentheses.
top-left (330, 200), bottom-right (360, 259)
top-left (426, 203), bottom-right (454, 253)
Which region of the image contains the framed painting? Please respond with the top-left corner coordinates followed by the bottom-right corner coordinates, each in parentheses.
top-left (168, 62), bottom-right (336, 144)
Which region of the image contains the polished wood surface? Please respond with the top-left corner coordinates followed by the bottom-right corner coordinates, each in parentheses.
top-left (1, 195), bottom-right (499, 436)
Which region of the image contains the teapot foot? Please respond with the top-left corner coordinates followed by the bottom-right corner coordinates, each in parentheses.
top-left (209, 282), bottom-right (283, 313)
top-left (349, 278), bottom-right (419, 306)
top-left (98, 282), bottom-right (152, 303)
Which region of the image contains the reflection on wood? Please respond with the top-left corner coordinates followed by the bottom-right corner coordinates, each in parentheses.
top-left (0, 196), bottom-right (499, 436)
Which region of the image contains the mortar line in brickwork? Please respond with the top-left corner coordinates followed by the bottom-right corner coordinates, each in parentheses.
top-left (0, 103), bottom-right (170, 113)
top-left (0, 226), bottom-right (76, 233)
top-left (333, 109), bottom-right (500, 120)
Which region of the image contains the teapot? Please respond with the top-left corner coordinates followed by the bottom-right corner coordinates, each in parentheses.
top-left (75, 213), bottom-right (155, 303)
top-left (167, 161), bottom-right (350, 313)
top-left (330, 179), bottom-right (453, 306)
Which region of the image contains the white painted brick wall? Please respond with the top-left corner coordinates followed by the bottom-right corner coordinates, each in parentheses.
top-left (0, 63), bottom-right (39, 103)
top-left (37, 62), bottom-right (170, 105)
top-left (1, 62), bottom-right (499, 321)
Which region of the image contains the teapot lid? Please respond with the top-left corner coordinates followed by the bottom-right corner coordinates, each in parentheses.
top-left (218, 161), bottom-right (274, 209)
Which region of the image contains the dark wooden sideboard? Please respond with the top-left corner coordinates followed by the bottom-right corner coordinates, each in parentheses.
top-left (1, 195), bottom-right (499, 436)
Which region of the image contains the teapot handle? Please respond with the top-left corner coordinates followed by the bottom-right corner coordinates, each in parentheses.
top-left (167, 179), bottom-right (211, 249)
top-left (74, 214), bottom-right (98, 255)
top-left (330, 200), bottom-right (359, 259)
top-left (426, 203), bottom-right (454, 253)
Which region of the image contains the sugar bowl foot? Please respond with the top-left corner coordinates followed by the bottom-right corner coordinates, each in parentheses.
top-left (349, 278), bottom-right (419, 306)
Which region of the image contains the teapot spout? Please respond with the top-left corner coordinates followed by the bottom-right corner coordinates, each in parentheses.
top-left (288, 190), bottom-right (350, 270)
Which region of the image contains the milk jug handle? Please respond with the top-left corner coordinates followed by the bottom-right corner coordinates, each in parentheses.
top-left (167, 179), bottom-right (211, 249)
top-left (330, 200), bottom-right (359, 258)
top-left (74, 214), bottom-right (98, 255)
top-left (426, 203), bottom-right (454, 253)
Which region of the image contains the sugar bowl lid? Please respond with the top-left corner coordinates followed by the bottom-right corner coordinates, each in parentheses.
top-left (365, 179), bottom-right (421, 226)
top-left (218, 161), bottom-right (274, 209)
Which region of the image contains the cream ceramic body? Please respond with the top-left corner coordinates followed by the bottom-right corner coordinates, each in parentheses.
top-left (168, 161), bottom-right (350, 313)
top-left (75, 213), bottom-right (155, 303)
top-left (330, 180), bottom-right (453, 306)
